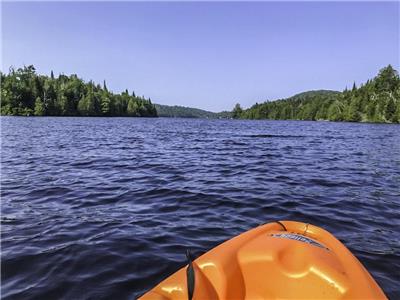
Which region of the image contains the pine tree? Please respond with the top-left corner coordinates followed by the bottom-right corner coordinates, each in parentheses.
top-left (101, 94), bottom-right (111, 115)
top-left (103, 80), bottom-right (108, 92)
top-left (385, 97), bottom-right (396, 122)
top-left (232, 103), bottom-right (243, 119)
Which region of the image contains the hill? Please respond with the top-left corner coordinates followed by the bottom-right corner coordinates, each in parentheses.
top-left (233, 65), bottom-right (400, 123)
top-left (155, 104), bottom-right (231, 119)
top-left (289, 90), bottom-right (341, 99)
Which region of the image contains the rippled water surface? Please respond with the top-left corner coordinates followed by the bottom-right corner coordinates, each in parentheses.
top-left (1, 117), bottom-right (400, 299)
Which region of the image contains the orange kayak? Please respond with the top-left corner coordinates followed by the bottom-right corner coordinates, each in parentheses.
top-left (139, 221), bottom-right (386, 299)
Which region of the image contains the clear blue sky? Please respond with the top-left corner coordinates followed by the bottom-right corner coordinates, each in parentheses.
top-left (2, 1), bottom-right (399, 112)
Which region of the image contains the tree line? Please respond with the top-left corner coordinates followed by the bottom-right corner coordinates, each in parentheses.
top-left (232, 65), bottom-right (400, 123)
top-left (1, 65), bottom-right (157, 117)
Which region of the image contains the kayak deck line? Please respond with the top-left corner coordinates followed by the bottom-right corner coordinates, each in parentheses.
top-left (139, 221), bottom-right (387, 300)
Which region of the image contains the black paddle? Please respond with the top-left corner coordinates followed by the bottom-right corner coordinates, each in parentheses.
top-left (186, 249), bottom-right (195, 300)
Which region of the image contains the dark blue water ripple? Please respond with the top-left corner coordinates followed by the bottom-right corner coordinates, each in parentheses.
top-left (1, 117), bottom-right (400, 299)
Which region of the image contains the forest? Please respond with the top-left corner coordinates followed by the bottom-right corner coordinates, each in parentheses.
top-left (233, 65), bottom-right (400, 123)
top-left (0, 65), bottom-right (157, 117)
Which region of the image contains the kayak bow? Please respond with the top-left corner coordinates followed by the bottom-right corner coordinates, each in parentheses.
top-left (139, 221), bottom-right (386, 299)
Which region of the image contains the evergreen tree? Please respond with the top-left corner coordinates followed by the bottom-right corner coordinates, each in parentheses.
top-left (103, 80), bottom-right (108, 92)
top-left (101, 93), bottom-right (111, 115)
top-left (385, 96), bottom-right (396, 122)
top-left (232, 103), bottom-right (243, 119)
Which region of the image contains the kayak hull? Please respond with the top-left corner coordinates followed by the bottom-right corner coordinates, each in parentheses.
top-left (139, 221), bottom-right (386, 299)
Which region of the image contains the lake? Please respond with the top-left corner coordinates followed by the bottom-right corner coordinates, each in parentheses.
top-left (1, 117), bottom-right (399, 299)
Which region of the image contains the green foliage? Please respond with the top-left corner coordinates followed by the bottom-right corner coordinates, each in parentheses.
top-left (127, 98), bottom-right (139, 116)
top-left (34, 97), bottom-right (45, 116)
top-left (234, 65), bottom-right (400, 123)
top-left (0, 65), bottom-right (157, 117)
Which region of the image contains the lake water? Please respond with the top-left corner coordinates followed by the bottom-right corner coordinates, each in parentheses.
top-left (1, 117), bottom-right (399, 299)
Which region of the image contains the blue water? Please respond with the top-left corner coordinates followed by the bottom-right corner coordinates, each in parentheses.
top-left (1, 117), bottom-right (399, 299)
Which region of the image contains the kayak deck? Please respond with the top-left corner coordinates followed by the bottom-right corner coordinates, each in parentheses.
top-left (139, 221), bottom-right (386, 299)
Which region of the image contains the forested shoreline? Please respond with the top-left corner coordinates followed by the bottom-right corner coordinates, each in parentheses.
top-left (2, 65), bottom-right (400, 122)
top-left (0, 66), bottom-right (157, 117)
top-left (232, 65), bottom-right (400, 123)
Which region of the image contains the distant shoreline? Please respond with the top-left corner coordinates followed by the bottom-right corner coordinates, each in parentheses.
top-left (2, 115), bottom-right (400, 125)
top-left (2, 65), bottom-right (399, 123)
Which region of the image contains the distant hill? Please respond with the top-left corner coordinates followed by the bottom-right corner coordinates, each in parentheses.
top-left (155, 104), bottom-right (231, 119)
top-left (289, 90), bottom-right (341, 99)
top-left (233, 65), bottom-right (400, 123)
